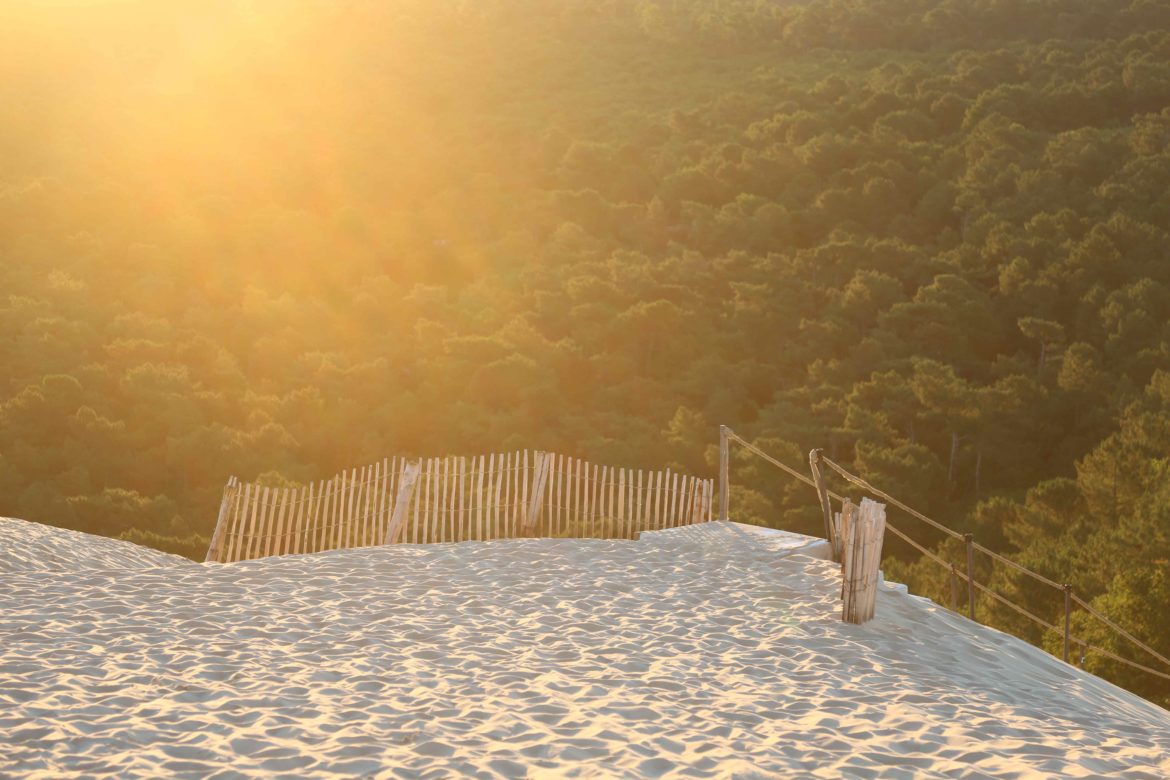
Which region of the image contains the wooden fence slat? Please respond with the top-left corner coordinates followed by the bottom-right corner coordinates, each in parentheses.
top-left (205, 478), bottom-right (234, 563)
top-left (250, 486), bottom-right (266, 560)
top-left (352, 469), bottom-right (365, 549)
top-left (490, 453), bottom-right (502, 539)
top-left (328, 474), bottom-right (341, 551)
top-left (668, 471), bottom-right (678, 528)
top-left (437, 457), bottom-right (446, 543)
top-left (474, 455), bottom-right (484, 541)
top-left (355, 467), bottom-right (368, 548)
top-left (277, 486), bottom-right (293, 555)
top-left (415, 460), bottom-right (425, 544)
top-left (496, 453), bottom-right (505, 540)
top-left (636, 469), bottom-right (644, 536)
top-left (380, 458), bottom-right (392, 544)
top-left (569, 456), bottom-right (577, 537)
top-left (436, 457), bottom-right (446, 543)
top-left (248, 486), bottom-right (266, 560)
top-left (523, 451), bottom-right (551, 534)
top-left (261, 486), bottom-right (279, 559)
top-left (339, 469), bottom-right (352, 549)
top-left (301, 481), bottom-right (315, 554)
top-left (422, 458), bottom-right (433, 544)
top-left (449, 455), bottom-right (456, 542)
top-left (362, 464), bottom-right (374, 546)
top-left (580, 460), bottom-right (590, 538)
top-left (295, 484), bottom-right (309, 552)
top-left (655, 469), bottom-right (662, 531)
top-left (592, 464), bottom-right (602, 538)
top-left (556, 455), bottom-right (565, 538)
top-left (248, 485), bottom-right (265, 560)
top-left (340, 470), bottom-right (353, 550)
top-left (513, 451), bottom-right (522, 538)
top-left (448, 455), bottom-right (457, 542)
top-left (608, 466), bottom-right (616, 536)
top-left (362, 462), bottom-right (376, 547)
top-left (325, 475), bottom-right (338, 551)
top-left (456, 456), bottom-right (464, 542)
top-left (315, 479), bottom-right (328, 553)
top-left (337, 472), bottom-right (348, 550)
top-left (672, 475), bottom-right (682, 527)
top-left (522, 450), bottom-right (530, 538)
top-left (274, 487), bottom-right (291, 556)
top-left (321, 478), bottom-right (335, 552)
top-left (229, 481), bottom-right (248, 561)
top-left (385, 460), bottom-right (422, 544)
top-left (231, 483), bottom-right (250, 562)
top-left (224, 479), bottom-right (245, 563)
top-left (246, 483), bottom-right (264, 560)
top-left (616, 469), bottom-right (626, 539)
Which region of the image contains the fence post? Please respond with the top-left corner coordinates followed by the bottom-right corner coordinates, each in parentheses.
top-left (522, 451), bottom-right (552, 535)
top-left (841, 498), bottom-right (886, 624)
top-left (204, 477), bottom-right (237, 562)
top-left (384, 460), bottom-right (421, 545)
top-left (949, 564), bottom-right (959, 612)
top-left (1063, 584), bottom-right (1073, 663)
top-left (809, 449), bottom-right (836, 560)
top-left (719, 425), bottom-right (730, 521)
top-left (964, 533), bottom-right (976, 621)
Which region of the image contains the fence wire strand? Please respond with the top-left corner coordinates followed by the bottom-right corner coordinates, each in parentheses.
top-left (725, 429), bottom-right (1170, 686)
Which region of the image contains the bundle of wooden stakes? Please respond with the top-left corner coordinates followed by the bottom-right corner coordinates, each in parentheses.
top-left (835, 497), bottom-right (888, 624)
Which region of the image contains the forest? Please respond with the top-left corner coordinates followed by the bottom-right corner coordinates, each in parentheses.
top-left (3, 0), bottom-right (1170, 702)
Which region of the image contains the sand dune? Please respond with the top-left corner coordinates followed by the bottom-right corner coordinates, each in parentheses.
top-left (1, 520), bottom-right (1168, 777)
top-left (0, 516), bottom-right (192, 573)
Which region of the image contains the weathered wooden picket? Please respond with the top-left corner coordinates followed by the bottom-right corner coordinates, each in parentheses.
top-left (836, 498), bottom-right (887, 624)
top-left (205, 451), bottom-right (715, 563)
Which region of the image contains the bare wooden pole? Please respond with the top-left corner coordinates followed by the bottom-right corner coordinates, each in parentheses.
top-left (965, 533), bottom-right (976, 621)
top-left (1063, 584), bottom-right (1073, 663)
top-left (205, 477), bottom-right (236, 562)
top-left (384, 460), bottom-right (421, 545)
top-left (719, 425), bottom-right (729, 521)
top-left (950, 564), bottom-right (959, 612)
top-left (809, 449), bottom-right (836, 560)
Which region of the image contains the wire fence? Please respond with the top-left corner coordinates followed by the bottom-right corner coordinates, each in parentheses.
top-left (719, 426), bottom-right (1170, 687)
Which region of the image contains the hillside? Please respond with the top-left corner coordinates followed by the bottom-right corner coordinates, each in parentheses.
top-left (2, 0), bottom-right (1170, 701)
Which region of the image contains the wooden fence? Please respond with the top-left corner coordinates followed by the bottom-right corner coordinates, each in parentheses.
top-left (837, 498), bottom-right (887, 624)
top-left (205, 451), bottom-right (715, 563)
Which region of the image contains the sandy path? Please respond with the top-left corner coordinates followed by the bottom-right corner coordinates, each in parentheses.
top-left (1, 521), bottom-right (1168, 777)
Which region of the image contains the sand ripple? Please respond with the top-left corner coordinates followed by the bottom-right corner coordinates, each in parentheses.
top-left (0, 517), bottom-right (191, 573)
top-left (1, 521), bottom-right (1168, 777)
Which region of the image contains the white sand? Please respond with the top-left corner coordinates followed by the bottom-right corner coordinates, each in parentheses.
top-left (1, 519), bottom-right (1168, 778)
top-left (0, 516), bottom-right (192, 573)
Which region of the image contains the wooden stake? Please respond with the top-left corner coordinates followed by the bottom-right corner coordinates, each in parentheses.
top-left (719, 424), bottom-right (729, 521)
top-left (227, 480), bottom-right (248, 563)
top-left (476, 454), bottom-right (485, 541)
top-left (385, 460), bottom-right (421, 545)
top-left (458, 456), bottom-right (466, 542)
top-left (808, 449), bottom-right (836, 559)
top-left (965, 533), bottom-right (976, 621)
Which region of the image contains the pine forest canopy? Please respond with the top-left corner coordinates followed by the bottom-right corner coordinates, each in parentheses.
top-left (3, 0), bottom-right (1170, 702)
